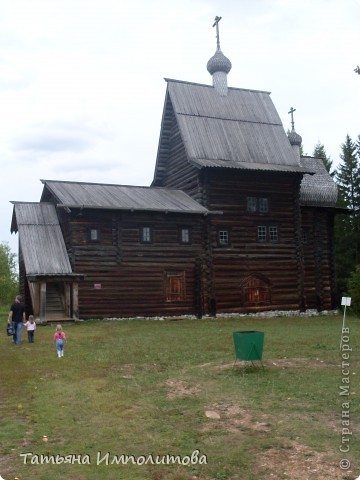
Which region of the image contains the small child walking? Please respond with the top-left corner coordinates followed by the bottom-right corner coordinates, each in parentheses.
top-left (24, 315), bottom-right (36, 343)
top-left (54, 324), bottom-right (66, 358)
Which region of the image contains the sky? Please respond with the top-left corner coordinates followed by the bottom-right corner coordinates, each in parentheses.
top-left (1, 0), bottom-right (360, 256)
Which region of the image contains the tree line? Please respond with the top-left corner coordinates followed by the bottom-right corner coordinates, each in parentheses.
top-left (313, 134), bottom-right (360, 313)
top-left (0, 242), bottom-right (18, 307)
top-left (1, 134), bottom-right (359, 312)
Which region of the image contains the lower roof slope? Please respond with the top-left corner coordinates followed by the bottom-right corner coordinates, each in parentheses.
top-left (41, 179), bottom-right (209, 214)
top-left (11, 202), bottom-right (74, 276)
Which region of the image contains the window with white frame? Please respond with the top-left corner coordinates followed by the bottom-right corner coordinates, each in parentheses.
top-left (257, 225), bottom-right (278, 243)
top-left (257, 226), bottom-right (267, 242)
top-left (218, 230), bottom-right (230, 246)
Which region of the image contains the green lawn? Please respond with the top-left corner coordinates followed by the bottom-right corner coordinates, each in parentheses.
top-left (0, 312), bottom-right (359, 480)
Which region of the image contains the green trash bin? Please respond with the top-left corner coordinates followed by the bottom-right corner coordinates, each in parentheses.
top-left (233, 331), bottom-right (264, 361)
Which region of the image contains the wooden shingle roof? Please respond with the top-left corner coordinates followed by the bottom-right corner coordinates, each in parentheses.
top-left (299, 157), bottom-right (338, 207)
top-left (11, 202), bottom-right (74, 276)
top-left (40, 180), bottom-right (209, 214)
top-left (153, 79), bottom-right (311, 180)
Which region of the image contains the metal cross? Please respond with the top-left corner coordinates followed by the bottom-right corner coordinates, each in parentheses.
top-left (288, 107), bottom-right (296, 130)
top-left (212, 16), bottom-right (222, 50)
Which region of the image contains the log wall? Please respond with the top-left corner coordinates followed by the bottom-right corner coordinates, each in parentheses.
top-left (301, 207), bottom-right (336, 310)
top-left (61, 209), bottom-right (204, 319)
top-left (152, 103), bottom-right (201, 201)
top-left (202, 169), bottom-right (304, 313)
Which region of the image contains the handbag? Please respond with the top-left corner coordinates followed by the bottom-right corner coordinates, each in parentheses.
top-left (7, 323), bottom-right (15, 336)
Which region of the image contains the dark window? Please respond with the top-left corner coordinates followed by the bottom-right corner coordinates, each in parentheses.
top-left (141, 226), bottom-right (152, 243)
top-left (180, 227), bottom-right (190, 244)
top-left (247, 197), bottom-right (257, 213)
top-left (218, 230), bottom-right (229, 246)
top-left (247, 196), bottom-right (269, 214)
top-left (269, 226), bottom-right (278, 242)
top-left (302, 228), bottom-right (311, 244)
top-left (259, 197), bottom-right (269, 213)
top-left (164, 271), bottom-right (186, 302)
top-left (89, 228), bottom-right (100, 242)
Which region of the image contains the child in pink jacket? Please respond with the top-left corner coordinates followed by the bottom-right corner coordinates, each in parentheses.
top-left (54, 324), bottom-right (66, 358)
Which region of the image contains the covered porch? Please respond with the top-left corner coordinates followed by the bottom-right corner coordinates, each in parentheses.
top-left (26, 275), bottom-right (83, 323)
top-left (11, 202), bottom-right (84, 322)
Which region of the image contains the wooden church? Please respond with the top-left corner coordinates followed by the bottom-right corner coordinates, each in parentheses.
top-left (10, 19), bottom-right (340, 321)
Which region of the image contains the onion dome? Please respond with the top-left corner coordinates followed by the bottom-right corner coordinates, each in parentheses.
top-left (288, 128), bottom-right (302, 146)
top-left (207, 48), bottom-right (232, 75)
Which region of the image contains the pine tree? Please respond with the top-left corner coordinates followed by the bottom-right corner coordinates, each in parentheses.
top-left (312, 142), bottom-right (333, 175)
top-left (334, 134), bottom-right (360, 296)
top-left (336, 134), bottom-right (360, 212)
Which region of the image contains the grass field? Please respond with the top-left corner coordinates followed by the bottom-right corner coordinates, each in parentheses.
top-left (0, 310), bottom-right (359, 480)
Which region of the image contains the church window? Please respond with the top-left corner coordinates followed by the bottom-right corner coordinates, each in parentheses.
top-left (180, 227), bottom-right (190, 244)
top-left (257, 226), bottom-right (267, 242)
top-left (269, 226), bottom-right (278, 242)
top-left (247, 196), bottom-right (269, 214)
top-left (259, 197), bottom-right (269, 213)
top-left (247, 197), bottom-right (257, 213)
top-left (141, 226), bottom-right (152, 243)
top-left (89, 228), bottom-right (100, 242)
top-left (218, 230), bottom-right (229, 246)
top-left (257, 225), bottom-right (278, 243)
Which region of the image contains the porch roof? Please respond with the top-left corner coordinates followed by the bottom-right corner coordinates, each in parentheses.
top-left (11, 202), bottom-right (74, 276)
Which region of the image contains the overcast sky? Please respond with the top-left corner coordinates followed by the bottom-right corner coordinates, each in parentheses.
top-left (1, 0), bottom-right (360, 255)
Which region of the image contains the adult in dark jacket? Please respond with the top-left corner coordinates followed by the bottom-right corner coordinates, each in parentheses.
top-left (7, 295), bottom-right (26, 344)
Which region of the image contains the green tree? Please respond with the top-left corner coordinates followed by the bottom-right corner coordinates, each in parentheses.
top-left (312, 142), bottom-right (334, 176)
top-left (334, 134), bottom-right (360, 296)
top-left (348, 265), bottom-right (360, 315)
top-left (0, 242), bottom-right (18, 306)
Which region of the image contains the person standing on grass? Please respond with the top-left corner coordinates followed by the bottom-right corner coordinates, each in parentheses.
top-left (7, 295), bottom-right (26, 345)
top-left (54, 324), bottom-right (66, 358)
top-left (24, 315), bottom-right (36, 343)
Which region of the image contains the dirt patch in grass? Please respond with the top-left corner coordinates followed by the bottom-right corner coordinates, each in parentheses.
top-left (0, 454), bottom-right (13, 477)
top-left (255, 440), bottom-right (349, 480)
top-left (268, 358), bottom-right (331, 369)
top-left (204, 357), bottom-right (338, 373)
top-left (202, 402), bottom-right (271, 434)
top-left (165, 379), bottom-right (201, 399)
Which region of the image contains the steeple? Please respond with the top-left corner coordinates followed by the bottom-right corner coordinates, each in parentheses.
top-left (287, 107), bottom-right (302, 160)
top-left (207, 16), bottom-right (232, 96)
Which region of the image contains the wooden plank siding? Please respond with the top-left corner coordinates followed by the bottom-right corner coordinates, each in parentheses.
top-left (59, 209), bottom-right (204, 318)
